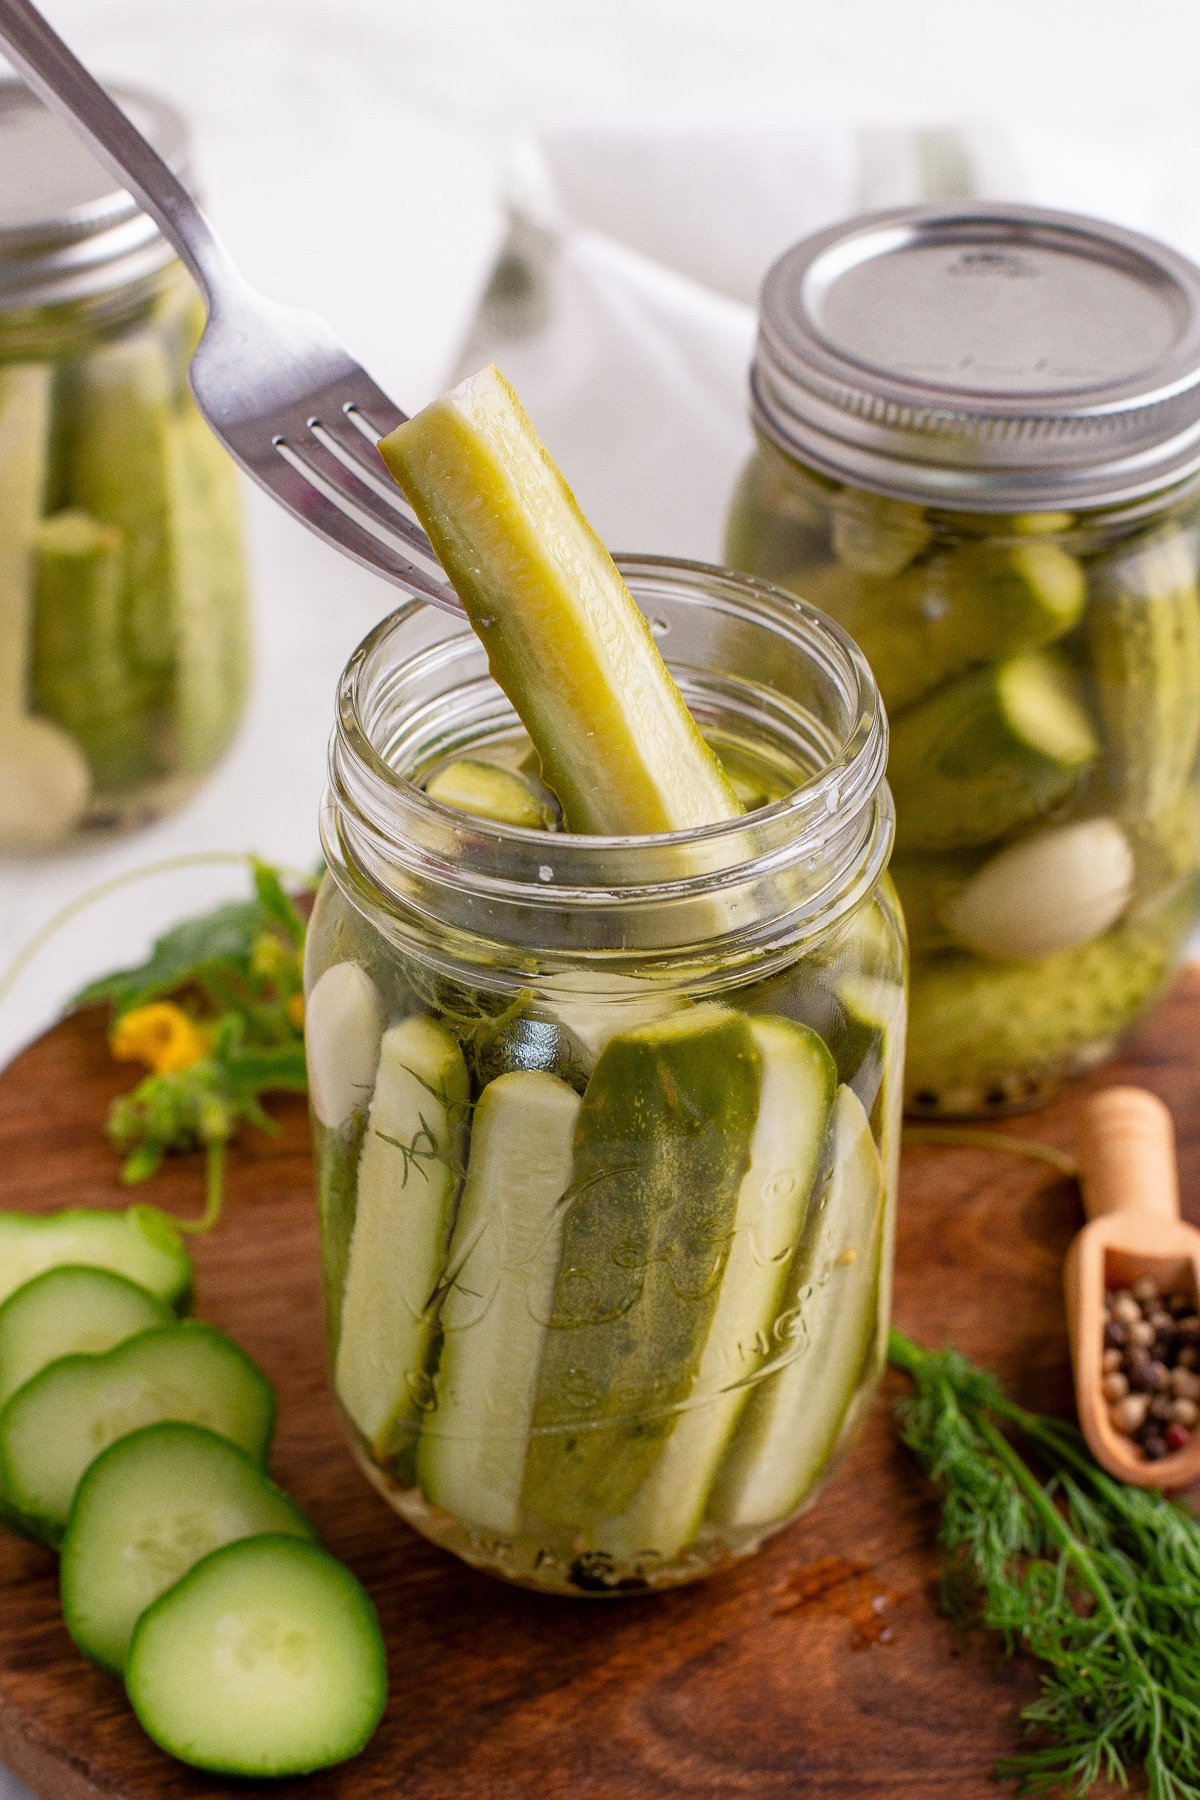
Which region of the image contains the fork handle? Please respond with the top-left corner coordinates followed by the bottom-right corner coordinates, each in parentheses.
top-left (0, 0), bottom-right (233, 303)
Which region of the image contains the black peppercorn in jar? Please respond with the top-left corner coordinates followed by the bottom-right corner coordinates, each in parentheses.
top-left (0, 83), bottom-right (250, 851)
top-left (725, 204), bottom-right (1200, 1116)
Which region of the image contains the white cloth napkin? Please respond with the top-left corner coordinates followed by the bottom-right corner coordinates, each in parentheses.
top-left (453, 121), bottom-right (1200, 563)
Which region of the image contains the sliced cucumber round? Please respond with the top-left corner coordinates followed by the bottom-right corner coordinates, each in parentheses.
top-left (61, 1422), bottom-right (313, 1674)
top-left (125, 1535), bottom-right (387, 1776)
top-left (0, 1207), bottom-right (192, 1313)
top-left (0, 1321), bottom-right (274, 1544)
top-left (0, 1265), bottom-right (170, 1409)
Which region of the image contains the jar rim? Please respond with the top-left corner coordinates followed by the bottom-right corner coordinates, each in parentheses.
top-left (322, 556), bottom-right (892, 968)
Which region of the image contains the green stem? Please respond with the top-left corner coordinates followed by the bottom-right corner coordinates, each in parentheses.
top-left (173, 1140), bottom-right (225, 1236)
top-left (902, 1124), bottom-right (1079, 1178)
top-left (973, 1414), bottom-right (1133, 1651)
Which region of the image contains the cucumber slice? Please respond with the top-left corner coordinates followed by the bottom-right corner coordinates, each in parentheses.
top-left (802, 541), bottom-right (1085, 716)
top-left (334, 1016), bottom-right (469, 1460)
top-left (596, 1018), bottom-right (836, 1562)
top-left (424, 758), bottom-right (558, 830)
top-left (0, 1321), bottom-right (274, 1544)
top-left (0, 1207), bottom-right (192, 1312)
top-left (417, 1071), bottom-right (581, 1534)
top-left (708, 1085), bottom-right (885, 1531)
top-left (305, 959), bottom-right (387, 1131)
top-left (125, 1535), bottom-right (387, 1777)
top-left (942, 817), bottom-right (1134, 961)
top-left (378, 366), bottom-right (742, 835)
top-left (0, 1265), bottom-right (170, 1408)
top-left (889, 651), bottom-right (1099, 852)
top-left (522, 1005), bottom-right (762, 1525)
top-left (61, 1422), bottom-right (313, 1674)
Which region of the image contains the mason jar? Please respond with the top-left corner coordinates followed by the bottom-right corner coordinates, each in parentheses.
top-left (0, 82), bottom-right (250, 852)
top-left (304, 558), bottom-right (904, 1595)
top-left (725, 203), bottom-right (1200, 1116)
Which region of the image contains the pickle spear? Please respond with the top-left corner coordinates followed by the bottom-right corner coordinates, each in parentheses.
top-left (520, 1004), bottom-right (761, 1525)
top-left (377, 366), bottom-right (742, 835)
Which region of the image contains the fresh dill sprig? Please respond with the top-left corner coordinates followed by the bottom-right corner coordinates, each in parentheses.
top-left (889, 1329), bottom-right (1200, 1799)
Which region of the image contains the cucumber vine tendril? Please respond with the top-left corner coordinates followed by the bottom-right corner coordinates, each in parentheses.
top-left (889, 1330), bottom-right (1200, 1799)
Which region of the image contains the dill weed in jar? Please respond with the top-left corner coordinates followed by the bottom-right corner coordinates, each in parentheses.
top-left (0, 83), bottom-right (250, 851)
top-left (725, 204), bottom-right (1200, 1116)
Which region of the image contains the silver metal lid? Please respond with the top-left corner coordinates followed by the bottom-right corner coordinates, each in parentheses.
top-left (0, 80), bottom-right (189, 313)
top-left (752, 202), bottom-right (1200, 510)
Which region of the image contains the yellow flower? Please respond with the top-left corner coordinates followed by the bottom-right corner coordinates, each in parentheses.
top-left (110, 1003), bottom-right (209, 1075)
top-left (286, 992), bottom-right (305, 1030)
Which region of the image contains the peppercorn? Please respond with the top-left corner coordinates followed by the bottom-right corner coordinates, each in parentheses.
top-left (1166, 1422), bottom-right (1191, 1453)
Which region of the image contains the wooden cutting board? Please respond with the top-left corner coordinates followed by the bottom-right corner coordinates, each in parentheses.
top-left (7, 974), bottom-right (1198, 1800)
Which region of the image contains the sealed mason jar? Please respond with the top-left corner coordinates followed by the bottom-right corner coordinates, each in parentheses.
top-left (725, 203), bottom-right (1200, 1116)
top-left (305, 558), bottom-right (904, 1595)
top-left (0, 83), bottom-right (250, 852)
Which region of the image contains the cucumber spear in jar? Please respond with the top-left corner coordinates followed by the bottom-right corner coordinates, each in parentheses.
top-left (353, 366), bottom-right (898, 1583)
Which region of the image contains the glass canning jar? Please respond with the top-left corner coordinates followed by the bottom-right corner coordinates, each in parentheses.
top-left (0, 83), bottom-right (250, 852)
top-left (305, 557), bottom-right (904, 1596)
top-left (725, 203), bottom-right (1200, 1116)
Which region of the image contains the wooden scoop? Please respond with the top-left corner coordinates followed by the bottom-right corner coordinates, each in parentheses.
top-left (1066, 1086), bottom-right (1200, 1490)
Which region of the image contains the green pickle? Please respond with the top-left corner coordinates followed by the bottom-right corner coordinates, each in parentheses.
top-left (307, 372), bottom-right (903, 1593)
top-left (725, 438), bottom-right (1200, 1113)
top-left (0, 265), bottom-right (250, 849)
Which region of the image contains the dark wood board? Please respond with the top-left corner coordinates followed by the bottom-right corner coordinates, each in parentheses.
top-left (6, 972), bottom-right (1198, 1799)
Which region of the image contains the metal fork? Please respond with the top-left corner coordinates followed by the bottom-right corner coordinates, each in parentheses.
top-left (0, 0), bottom-right (460, 613)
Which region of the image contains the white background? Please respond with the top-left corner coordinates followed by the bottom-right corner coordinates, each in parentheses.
top-left (1, 2), bottom-right (1198, 1792)
top-left (2, 0), bottom-right (1200, 1070)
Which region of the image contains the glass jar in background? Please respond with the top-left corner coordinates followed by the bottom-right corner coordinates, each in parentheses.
top-left (0, 83), bottom-right (250, 852)
top-left (304, 559), bottom-right (904, 1595)
top-left (725, 203), bottom-right (1200, 1116)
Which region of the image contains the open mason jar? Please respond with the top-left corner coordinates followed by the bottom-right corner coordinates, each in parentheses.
top-left (305, 558), bottom-right (903, 1595)
top-left (726, 204), bottom-right (1200, 1116)
top-left (0, 83), bottom-right (250, 851)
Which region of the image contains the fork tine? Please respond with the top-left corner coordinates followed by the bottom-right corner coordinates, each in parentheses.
top-left (306, 412), bottom-right (435, 545)
top-left (266, 446), bottom-right (460, 612)
top-left (274, 433), bottom-right (452, 591)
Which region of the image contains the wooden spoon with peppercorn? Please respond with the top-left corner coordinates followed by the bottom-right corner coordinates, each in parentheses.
top-left (1066, 1086), bottom-right (1200, 1490)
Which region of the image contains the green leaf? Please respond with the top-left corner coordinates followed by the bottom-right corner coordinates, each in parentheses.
top-left (72, 900), bottom-right (264, 1016)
